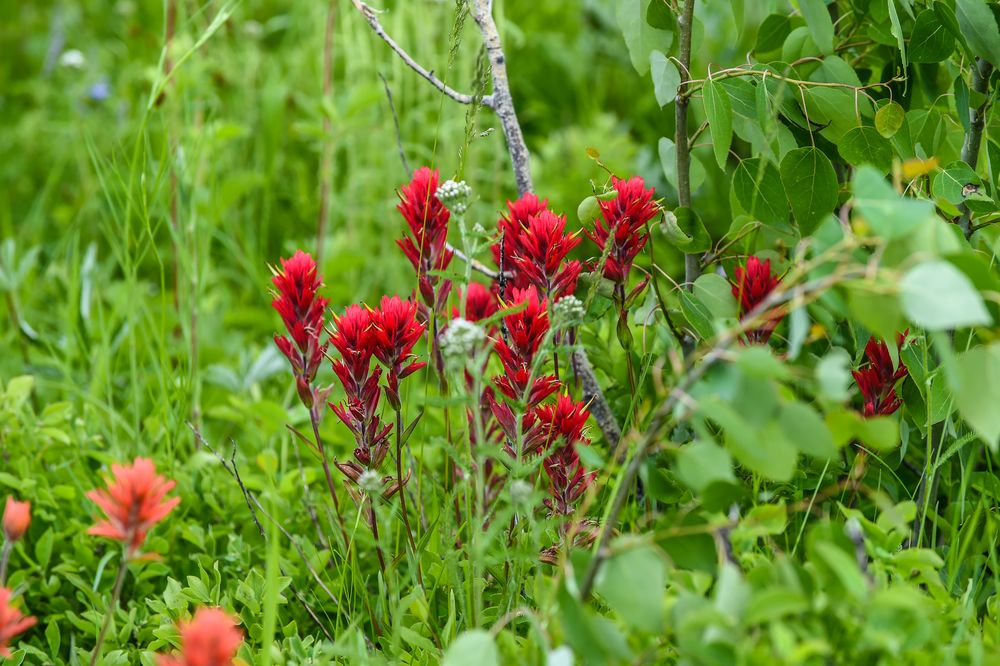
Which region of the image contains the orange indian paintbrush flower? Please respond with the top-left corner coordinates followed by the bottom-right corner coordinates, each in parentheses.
top-left (87, 458), bottom-right (180, 557)
top-left (0, 587), bottom-right (36, 657)
top-left (2, 498), bottom-right (30, 543)
top-left (156, 607), bottom-right (244, 666)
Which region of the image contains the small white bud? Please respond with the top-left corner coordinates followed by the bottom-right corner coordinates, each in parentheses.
top-left (552, 295), bottom-right (586, 329)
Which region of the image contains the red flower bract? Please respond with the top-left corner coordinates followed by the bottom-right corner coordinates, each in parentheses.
top-left (2, 498), bottom-right (30, 543)
top-left (0, 588), bottom-right (36, 657)
top-left (86, 457), bottom-right (180, 556)
top-left (328, 304), bottom-right (393, 472)
top-left (456, 282), bottom-right (499, 323)
top-left (396, 167), bottom-right (454, 308)
top-left (371, 295), bottom-right (428, 408)
top-left (493, 288), bottom-right (559, 406)
top-left (492, 193), bottom-right (549, 292)
top-left (852, 333), bottom-right (909, 417)
top-left (156, 607), bottom-right (243, 666)
top-left (731, 256), bottom-right (784, 344)
top-left (271, 250), bottom-right (329, 407)
top-left (586, 176), bottom-right (657, 285)
top-left (512, 210), bottom-right (583, 301)
top-left (526, 395), bottom-right (595, 516)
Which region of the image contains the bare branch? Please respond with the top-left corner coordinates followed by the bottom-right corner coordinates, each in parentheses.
top-left (351, 1), bottom-right (494, 109)
top-left (470, 0), bottom-right (532, 195)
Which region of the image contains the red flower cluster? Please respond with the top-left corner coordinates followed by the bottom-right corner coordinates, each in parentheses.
top-left (492, 193), bottom-right (549, 292)
top-left (156, 607), bottom-right (243, 666)
top-left (852, 333), bottom-right (908, 417)
top-left (272, 251), bottom-right (329, 407)
top-left (731, 256), bottom-right (784, 344)
top-left (527, 396), bottom-right (595, 516)
top-left (397, 167), bottom-right (454, 309)
top-left (0, 587), bottom-right (35, 657)
top-left (328, 296), bottom-right (426, 497)
top-left (328, 305), bottom-right (393, 478)
top-left (371, 296), bottom-right (428, 408)
top-left (492, 288), bottom-right (559, 407)
top-left (511, 210), bottom-right (582, 301)
top-left (586, 176), bottom-right (657, 285)
top-left (2, 498), bottom-right (30, 543)
top-left (87, 457), bottom-right (180, 557)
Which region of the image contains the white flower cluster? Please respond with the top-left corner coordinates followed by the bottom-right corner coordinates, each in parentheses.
top-left (435, 179), bottom-right (473, 215)
top-left (440, 318), bottom-right (486, 368)
top-left (552, 295), bottom-right (586, 329)
top-left (508, 479), bottom-right (533, 508)
top-left (358, 469), bottom-right (383, 496)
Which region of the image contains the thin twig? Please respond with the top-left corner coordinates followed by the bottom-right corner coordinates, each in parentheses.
top-left (378, 71), bottom-right (411, 175)
top-left (351, 1), bottom-right (494, 108)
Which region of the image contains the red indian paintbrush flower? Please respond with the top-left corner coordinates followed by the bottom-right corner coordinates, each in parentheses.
top-left (455, 282), bottom-right (499, 323)
top-left (328, 304), bottom-right (394, 477)
top-left (492, 193), bottom-right (549, 293)
top-left (0, 587), bottom-right (36, 657)
top-left (852, 333), bottom-right (909, 417)
top-left (527, 395), bottom-right (595, 516)
top-left (87, 458), bottom-right (180, 557)
top-left (156, 607), bottom-right (244, 666)
top-left (370, 296), bottom-right (427, 409)
top-left (271, 250), bottom-right (329, 407)
top-left (397, 167), bottom-right (454, 309)
top-left (512, 210), bottom-right (583, 301)
top-left (493, 287), bottom-right (560, 406)
top-left (731, 256), bottom-right (784, 344)
top-left (586, 176), bottom-right (657, 285)
top-left (2, 498), bottom-right (30, 543)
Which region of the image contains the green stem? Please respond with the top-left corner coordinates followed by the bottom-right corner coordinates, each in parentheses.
top-left (90, 552), bottom-right (128, 666)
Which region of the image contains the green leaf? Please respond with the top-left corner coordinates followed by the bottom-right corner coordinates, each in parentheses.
top-left (909, 9), bottom-right (956, 63)
top-left (658, 137), bottom-right (706, 192)
top-left (675, 439), bottom-right (736, 491)
top-left (595, 542), bottom-right (665, 632)
top-left (779, 147), bottom-right (839, 235)
top-left (650, 50), bottom-right (680, 107)
top-left (852, 166), bottom-right (934, 239)
top-left (816, 348), bottom-right (852, 402)
top-left (617, 0), bottom-right (673, 75)
top-left (35, 528), bottom-right (54, 570)
top-left (812, 542), bottom-right (868, 601)
top-left (931, 161), bottom-right (983, 206)
top-left (733, 158), bottom-right (788, 225)
top-left (645, 0), bottom-right (674, 29)
top-left (755, 14), bottom-right (792, 53)
top-left (947, 343), bottom-right (1000, 449)
top-left (900, 261), bottom-right (992, 330)
top-left (704, 79), bottom-right (734, 169)
top-left (847, 284), bottom-right (905, 342)
top-left (839, 126), bottom-right (893, 174)
top-left (875, 102), bottom-right (905, 138)
top-left (692, 273), bottom-right (738, 320)
top-left (887, 0), bottom-right (907, 69)
top-left (780, 401), bottom-right (838, 459)
top-left (680, 289), bottom-right (716, 340)
top-left (795, 0), bottom-right (835, 54)
top-left (443, 630), bottom-right (499, 666)
top-left (661, 207), bottom-right (712, 253)
top-left (955, 0), bottom-right (1000, 66)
